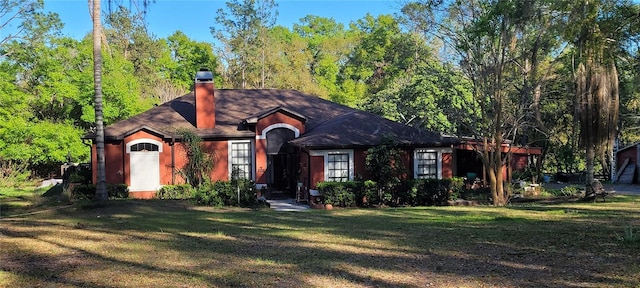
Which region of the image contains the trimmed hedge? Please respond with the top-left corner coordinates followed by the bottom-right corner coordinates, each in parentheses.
top-left (317, 178), bottom-right (466, 207)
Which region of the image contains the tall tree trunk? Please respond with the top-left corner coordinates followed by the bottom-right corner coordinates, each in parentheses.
top-left (92, 0), bottom-right (108, 201)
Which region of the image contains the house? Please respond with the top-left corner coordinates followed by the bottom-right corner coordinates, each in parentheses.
top-left (84, 69), bottom-right (541, 199)
top-left (455, 139), bottom-right (542, 185)
top-left (615, 142), bottom-right (639, 184)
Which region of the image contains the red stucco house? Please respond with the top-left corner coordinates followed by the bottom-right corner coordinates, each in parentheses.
top-left (84, 70), bottom-right (540, 199)
top-left (84, 70), bottom-right (459, 198)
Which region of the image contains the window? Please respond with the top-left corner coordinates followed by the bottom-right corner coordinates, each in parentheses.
top-left (327, 153), bottom-right (349, 182)
top-left (310, 149), bottom-right (354, 182)
top-left (230, 141), bottom-right (252, 179)
top-left (416, 150), bottom-right (438, 179)
top-left (129, 142), bottom-right (159, 152)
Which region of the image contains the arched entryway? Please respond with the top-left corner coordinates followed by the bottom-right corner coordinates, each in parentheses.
top-left (266, 127), bottom-right (297, 194)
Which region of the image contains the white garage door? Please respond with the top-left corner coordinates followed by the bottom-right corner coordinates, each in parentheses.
top-left (128, 141), bottom-right (161, 191)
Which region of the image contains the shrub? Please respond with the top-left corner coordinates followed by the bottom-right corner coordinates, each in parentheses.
top-left (362, 180), bottom-right (378, 206)
top-left (107, 184), bottom-right (129, 199)
top-left (199, 179), bottom-right (255, 207)
top-left (192, 181), bottom-right (224, 207)
top-left (157, 185), bottom-right (193, 200)
top-left (559, 185), bottom-right (581, 196)
top-left (408, 178), bottom-right (465, 206)
top-left (317, 181), bottom-right (360, 207)
top-left (459, 187), bottom-right (491, 202)
top-left (0, 161), bottom-right (30, 187)
top-left (71, 183), bottom-right (128, 200)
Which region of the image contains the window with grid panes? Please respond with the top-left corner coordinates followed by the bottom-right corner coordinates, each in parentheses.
top-left (416, 150), bottom-right (438, 179)
top-left (129, 143), bottom-right (159, 152)
top-left (327, 153), bottom-right (349, 182)
top-left (231, 142), bottom-right (251, 179)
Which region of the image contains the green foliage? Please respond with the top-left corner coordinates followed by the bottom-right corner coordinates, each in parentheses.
top-left (177, 129), bottom-right (215, 188)
top-left (211, 0), bottom-right (278, 88)
top-left (317, 178), bottom-right (463, 207)
top-left (365, 137), bottom-right (406, 205)
top-left (458, 187), bottom-right (492, 202)
top-left (192, 179), bottom-right (255, 207)
top-left (0, 161), bottom-right (31, 187)
top-left (317, 181), bottom-right (359, 207)
top-left (618, 227), bottom-right (640, 245)
top-left (410, 178), bottom-right (459, 206)
top-left (192, 182), bottom-right (224, 207)
top-left (71, 184), bottom-right (128, 200)
top-left (156, 185), bottom-right (193, 200)
top-left (166, 31), bottom-right (221, 91)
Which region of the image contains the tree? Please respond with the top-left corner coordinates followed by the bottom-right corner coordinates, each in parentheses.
top-left (293, 15), bottom-right (353, 98)
top-left (1, 0), bottom-right (61, 57)
top-left (211, 0), bottom-right (278, 88)
top-left (401, 0), bottom-right (563, 205)
top-left (165, 31), bottom-right (220, 91)
top-left (104, 5), bottom-right (163, 99)
top-left (91, 0), bottom-right (108, 201)
top-left (566, 0), bottom-right (639, 187)
top-left (365, 137), bottom-right (407, 205)
top-left (89, 0), bottom-right (153, 201)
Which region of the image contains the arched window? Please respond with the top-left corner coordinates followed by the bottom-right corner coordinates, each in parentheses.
top-left (126, 139), bottom-right (163, 153)
top-left (129, 143), bottom-right (159, 152)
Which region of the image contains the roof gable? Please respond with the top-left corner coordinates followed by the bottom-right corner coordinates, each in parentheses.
top-left (244, 106), bottom-right (306, 124)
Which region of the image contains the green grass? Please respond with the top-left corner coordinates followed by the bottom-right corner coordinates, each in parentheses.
top-left (0, 185), bottom-right (68, 217)
top-left (1, 188), bottom-right (640, 287)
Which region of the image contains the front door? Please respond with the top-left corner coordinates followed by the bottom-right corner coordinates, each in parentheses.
top-left (129, 150), bottom-right (160, 191)
top-left (266, 128), bottom-right (297, 194)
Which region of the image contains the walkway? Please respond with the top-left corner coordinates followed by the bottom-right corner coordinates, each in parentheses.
top-left (267, 198), bottom-right (310, 211)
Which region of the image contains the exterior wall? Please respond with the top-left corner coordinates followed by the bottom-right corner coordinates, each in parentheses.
top-left (208, 140), bottom-right (230, 181)
top-left (511, 154), bottom-right (529, 171)
top-left (442, 152), bottom-right (453, 178)
top-left (172, 140), bottom-right (229, 184)
top-left (298, 149), bottom-right (310, 187)
top-left (617, 146), bottom-right (638, 168)
top-left (354, 149), bottom-right (368, 180)
top-left (310, 155), bottom-right (324, 189)
top-left (256, 112), bottom-right (305, 136)
top-left (105, 142), bottom-right (125, 184)
top-left (255, 138), bottom-right (267, 184)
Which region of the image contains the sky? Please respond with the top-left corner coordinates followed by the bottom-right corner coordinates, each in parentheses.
top-left (40, 0), bottom-right (403, 43)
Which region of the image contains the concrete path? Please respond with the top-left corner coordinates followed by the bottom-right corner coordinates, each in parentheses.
top-left (267, 198), bottom-right (310, 211)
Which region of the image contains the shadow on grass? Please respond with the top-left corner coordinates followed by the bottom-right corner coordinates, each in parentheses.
top-left (2, 199), bottom-right (639, 287)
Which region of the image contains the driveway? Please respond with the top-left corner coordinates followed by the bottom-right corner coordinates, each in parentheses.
top-left (543, 182), bottom-right (640, 195)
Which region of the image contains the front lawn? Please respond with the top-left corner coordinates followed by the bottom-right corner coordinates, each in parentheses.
top-left (1, 188), bottom-right (639, 287)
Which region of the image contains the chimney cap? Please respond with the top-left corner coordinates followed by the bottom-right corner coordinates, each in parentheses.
top-left (195, 69), bottom-right (213, 82)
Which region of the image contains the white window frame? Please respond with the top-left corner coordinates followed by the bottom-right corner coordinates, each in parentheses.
top-left (413, 148), bottom-right (451, 179)
top-left (310, 149), bottom-right (355, 182)
top-left (256, 123), bottom-right (300, 140)
top-left (228, 140), bottom-right (255, 180)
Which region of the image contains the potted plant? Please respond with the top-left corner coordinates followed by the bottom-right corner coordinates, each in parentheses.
top-left (324, 197), bottom-right (333, 210)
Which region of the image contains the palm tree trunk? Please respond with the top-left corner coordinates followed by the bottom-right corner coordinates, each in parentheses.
top-left (93, 0), bottom-right (108, 201)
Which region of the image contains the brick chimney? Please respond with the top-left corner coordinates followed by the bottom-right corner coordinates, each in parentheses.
top-left (195, 69), bottom-right (215, 129)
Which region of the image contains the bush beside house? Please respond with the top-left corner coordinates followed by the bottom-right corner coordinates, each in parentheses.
top-left (317, 177), bottom-right (468, 207)
top-left (158, 179), bottom-right (257, 207)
